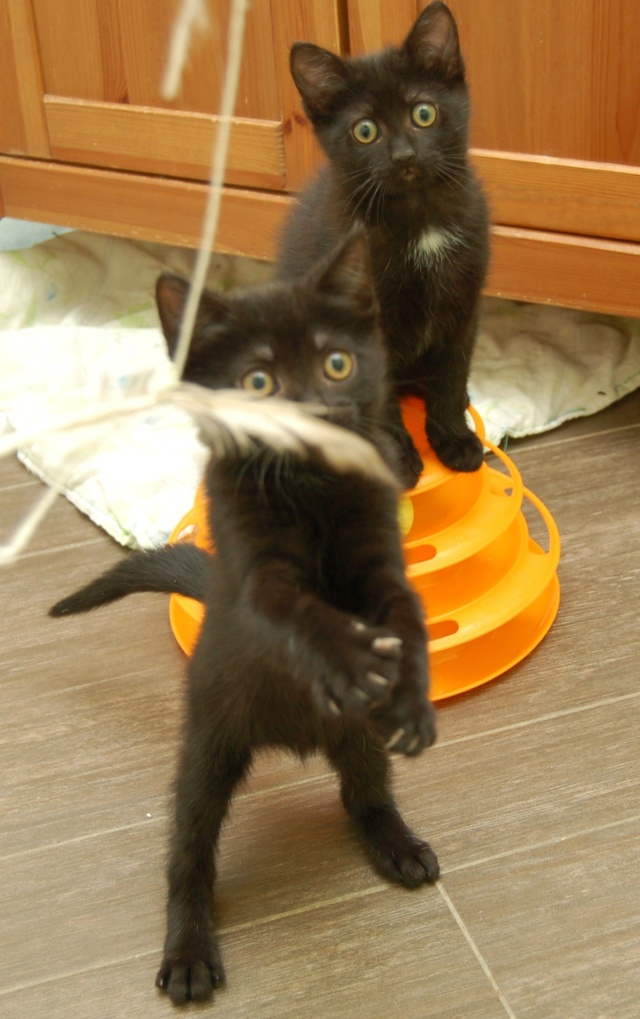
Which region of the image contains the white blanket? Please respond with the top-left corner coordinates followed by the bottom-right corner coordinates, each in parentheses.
top-left (2, 229), bottom-right (639, 549)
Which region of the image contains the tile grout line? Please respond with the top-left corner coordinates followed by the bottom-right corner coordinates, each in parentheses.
top-left (436, 879), bottom-right (518, 1019)
top-left (0, 949), bottom-right (159, 998)
top-left (435, 689), bottom-right (640, 749)
top-left (0, 480), bottom-right (41, 493)
top-left (442, 812), bottom-right (640, 876)
top-left (14, 536), bottom-right (110, 561)
top-left (508, 418), bottom-right (640, 454)
top-left (4, 812), bottom-right (640, 998)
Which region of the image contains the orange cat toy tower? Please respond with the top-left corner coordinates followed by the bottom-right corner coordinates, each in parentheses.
top-left (168, 401), bottom-right (560, 701)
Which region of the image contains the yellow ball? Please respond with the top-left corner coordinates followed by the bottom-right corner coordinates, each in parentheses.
top-left (398, 496), bottom-right (414, 536)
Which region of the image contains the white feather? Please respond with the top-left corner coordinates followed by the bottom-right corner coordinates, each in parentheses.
top-left (0, 384), bottom-right (397, 482)
top-left (169, 384), bottom-right (398, 486)
top-left (0, 384), bottom-right (396, 564)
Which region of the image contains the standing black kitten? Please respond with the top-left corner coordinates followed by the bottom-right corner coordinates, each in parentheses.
top-left (50, 233), bottom-right (438, 1005)
top-left (278, 1), bottom-right (489, 486)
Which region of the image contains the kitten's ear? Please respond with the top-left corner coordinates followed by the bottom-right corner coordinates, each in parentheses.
top-left (404, 2), bottom-right (465, 81)
top-left (155, 273), bottom-right (230, 359)
top-left (290, 43), bottom-right (349, 119)
top-left (315, 230), bottom-right (377, 316)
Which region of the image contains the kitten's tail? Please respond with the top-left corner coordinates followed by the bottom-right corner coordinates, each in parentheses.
top-left (49, 543), bottom-right (209, 617)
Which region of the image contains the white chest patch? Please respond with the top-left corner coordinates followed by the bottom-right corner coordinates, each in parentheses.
top-left (417, 227), bottom-right (457, 259)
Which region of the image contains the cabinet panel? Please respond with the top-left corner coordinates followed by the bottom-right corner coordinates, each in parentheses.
top-left (0, 0), bottom-right (50, 156)
top-left (489, 226), bottom-right (640, 317)
top-left (32, 0), bottom-right (127, 104)
top-left (32, 0), bottom-right (281, 119)
top-left (0, 156), bottom-right (289, 257)
top-left (448, 0), bottom-right (640, 166)
top-left (25, 0), bottom-right (342, 189)
top-left (270, 0), bottom-right (344, 188)
top-left (45, 98), bottom-right (284, 189)
top-left (472, 152), bottom-right (640, 245)
top-left (116, 0), bottom-right (281, 119)
top-left (347, 0), bottom-right (418, 53)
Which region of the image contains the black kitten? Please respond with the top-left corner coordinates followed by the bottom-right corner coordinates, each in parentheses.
top-left (278, 1), bottom-right (489, 486)
top-left (50, 232), bottom-right (438, 1005)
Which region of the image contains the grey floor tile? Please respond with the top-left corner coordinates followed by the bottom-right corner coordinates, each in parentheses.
top-left (440, 819), bottom-right (640, 1019)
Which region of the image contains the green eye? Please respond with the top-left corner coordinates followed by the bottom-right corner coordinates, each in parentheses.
top-left (352, 118), bottom-right (379, 144)
top-left (241, 369), bottom-right (276, 397)
top-left (324, 351), bottom-right (354, 381)
top-left (411, 102), bottom-right (437, 128)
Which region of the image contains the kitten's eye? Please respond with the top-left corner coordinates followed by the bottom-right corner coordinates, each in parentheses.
top-left (241, 369), bottom-right (276, 397)
top-left (324, 351), bottom-right (354, 381)
top-left (411, 102), bottom-right (437, 128)
top-left (352, 118), bottom-right (379, 145)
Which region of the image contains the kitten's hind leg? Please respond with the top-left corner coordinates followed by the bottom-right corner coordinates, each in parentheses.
top-left (325, 723), bottom-right (439, 887)
top-left (156, 715), bottom-right (251, 1005)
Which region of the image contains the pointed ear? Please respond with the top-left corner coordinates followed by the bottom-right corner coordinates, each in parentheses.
top-left (315, 230), bottom-right (378, 316)
top-left (404, 2), bottom-right (465, 81)
top-left (155, 273), bottom-right (230, 359)
top-left (290, 42), bottom-right (349, 120)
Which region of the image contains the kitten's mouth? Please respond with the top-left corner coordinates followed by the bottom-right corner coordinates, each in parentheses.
top-left (400, 167), bottom-right (418, 181)
top-left (325, 405), bottom-right (356, 428)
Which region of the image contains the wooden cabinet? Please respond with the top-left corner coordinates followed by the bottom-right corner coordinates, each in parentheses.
top-left (0, 0), bottom-right (342, 257)
top-left (1, 0), bottom-right (639, 316)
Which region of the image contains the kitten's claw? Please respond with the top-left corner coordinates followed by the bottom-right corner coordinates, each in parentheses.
top-left (327, 698), bottom-right (342, 716)
top-left (372, 636), bottom-right (403, 654)
top-left (374, 697), bottom-right (436, 756)
top-left (367, 671), bottom-right (390, 688)
top-left (384, 727), bottom-right (405, 750)
top-left (156, 949), bottom-right (225, 1005)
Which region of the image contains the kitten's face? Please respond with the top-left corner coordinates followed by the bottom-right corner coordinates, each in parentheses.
top-left (291, 2), bottom-right (468, 208)
top-left (156, 233), bottom-right (388, 435)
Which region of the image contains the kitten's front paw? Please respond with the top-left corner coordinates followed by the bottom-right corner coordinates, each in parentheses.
top-left (156, 945), bottom-right (225, 1005)
top-left (428, 424), bottom-right (484, 473)
top-left (393, 430), bottom-right (424, 489)
top-left (314, 622), bottom-right (403, 718)
top-left (372, 695), bottom-right (436, 756)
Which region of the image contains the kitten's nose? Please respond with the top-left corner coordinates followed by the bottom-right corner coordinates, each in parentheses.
top-left (390, 139), bottom-right (415, 167)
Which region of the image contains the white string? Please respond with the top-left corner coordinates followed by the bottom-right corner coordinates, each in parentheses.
top-left (0, 485), bottom-right (59, 565)
top-left (170, 0), bottom-right (250, 380)
top-left (0, 0), bottom-right (250, 563)
top-left (161, 0), bottom-right (210, 101)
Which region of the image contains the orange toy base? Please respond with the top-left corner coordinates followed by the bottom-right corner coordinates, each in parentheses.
top-left (168, 400), bottom-right (560, 701)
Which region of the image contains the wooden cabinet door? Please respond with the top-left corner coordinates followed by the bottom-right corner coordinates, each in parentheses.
top-left (1, 0), bottom-right (343, 191)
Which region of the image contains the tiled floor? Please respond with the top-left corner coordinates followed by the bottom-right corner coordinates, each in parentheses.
top-left (1, 389), bottom-right (639, 1018)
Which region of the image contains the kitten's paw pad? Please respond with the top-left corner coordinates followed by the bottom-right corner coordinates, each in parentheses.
top-left (428, 428), bottom-right (484, 473)
top-left (318, 624), bottom-right (403, 717)
top-left (156, 954), bottom-right (224, 1005)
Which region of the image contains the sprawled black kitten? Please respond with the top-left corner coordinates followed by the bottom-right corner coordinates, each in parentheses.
top-left (50, 232), bottom-right (438, 1005)
top-left (278, 1), bottom-right (489, 486)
